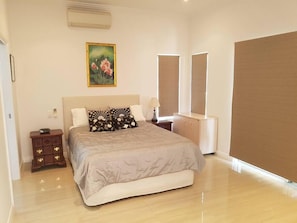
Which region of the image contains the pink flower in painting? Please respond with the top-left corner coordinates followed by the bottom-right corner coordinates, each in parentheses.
top-left (104, 68), bottom-right (113, 76)
top-left (91, 62), bottom-right (98, 70)
top-left (100, 58), bottom-right (111, 72)
top-left (99, 58), bottom-right (113, 77)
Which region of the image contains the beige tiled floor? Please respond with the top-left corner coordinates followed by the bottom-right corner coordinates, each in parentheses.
top-left (12, 155), bottom-right (297, 223)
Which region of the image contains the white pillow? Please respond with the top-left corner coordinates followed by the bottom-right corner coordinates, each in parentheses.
top-left (71, 108), bottom-right (88, 127)
top-left (130, 105), bottom-right (146, 121)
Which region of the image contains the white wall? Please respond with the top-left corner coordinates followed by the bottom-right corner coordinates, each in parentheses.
top-left (0, 0), bottom-right (14, 222)
top-left (0, 0), bottom-right (9, 41)
top-left (190, 0), bottom-right (297, 157)
top-left (7, 0), bottom-right (190, 162)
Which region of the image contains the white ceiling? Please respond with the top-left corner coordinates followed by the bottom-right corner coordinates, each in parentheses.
top-left (71, 0), bottom-right (235, 15)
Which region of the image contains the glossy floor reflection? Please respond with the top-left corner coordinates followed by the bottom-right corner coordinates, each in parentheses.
top-left (12, 155), bottom-right (297, 223)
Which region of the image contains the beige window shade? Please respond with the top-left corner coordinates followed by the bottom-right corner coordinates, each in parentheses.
top-left (158, 55), bottom-right (179, 117)
top-left (230, 31), bottom-right (297, 182)
top-left (191, 53), bottom-right (207, 115)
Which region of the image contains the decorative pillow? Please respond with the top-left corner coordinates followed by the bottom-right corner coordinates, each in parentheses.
top-left (89, 119), bottom-right (115, 132)
top-left (113, 114), bottom-right (138, 129)
top-left (109, 107), bottom-right (131, 119)
top-left (88, 110), bottom-right (114, 132)
top-left (71, 108), bottom-right (88, 127)
top-left (130, 105), bottom-right (146, 121)
top-left (88, 109), bottom-right (110, 120)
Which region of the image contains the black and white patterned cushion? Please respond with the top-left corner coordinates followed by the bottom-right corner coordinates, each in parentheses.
top-left (113, 114), bottom-right (138, 129)
top-left (88, 109), bottom-right (110, 120)
top-left (88, 110), bottom-right (115, 132)
top-left (90, 119), bottom-right (115, 132)
top-left (109, 107), bottom-right (131, 119)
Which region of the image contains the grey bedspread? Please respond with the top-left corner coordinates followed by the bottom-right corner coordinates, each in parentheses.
top-left (68, 121), bottom-right (205, 200)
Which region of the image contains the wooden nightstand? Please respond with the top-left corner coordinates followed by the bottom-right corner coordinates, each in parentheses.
top-left (30, 129), bottom-right (66, 172)
top-left (148, 120), bottom-right (173, 131)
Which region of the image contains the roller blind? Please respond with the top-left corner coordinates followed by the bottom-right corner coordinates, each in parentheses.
top-left (191, 53), bottom-right (207, 115)
top-left (230, 31), bottom-right (297, 182)
top-left (158, 55), bottom-right (179, 117)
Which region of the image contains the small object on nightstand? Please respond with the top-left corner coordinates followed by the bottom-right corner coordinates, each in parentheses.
top-left (39, 128), bottom-right (50, 134)
top-left (30, 129), bottom-right (66, 172)
top-left (148, 120), bottom-right (172, 131)
top-left (150, 97), bottom-right (160, 122)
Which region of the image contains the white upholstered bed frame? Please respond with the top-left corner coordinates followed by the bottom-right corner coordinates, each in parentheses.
top-left (62, 95), bottom-right (194, 206)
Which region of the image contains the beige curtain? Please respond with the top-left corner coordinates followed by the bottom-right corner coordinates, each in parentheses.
top-left (191, 53), bottom-right (207, 115)
top-left (230, 31), bottom-right (297, 182)
top-left (158, 55), bottom-right (179, 117)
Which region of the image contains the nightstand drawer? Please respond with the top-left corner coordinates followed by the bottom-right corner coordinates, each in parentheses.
top-left (33, 154), bottom-right (65, 167)
top-left (32, 145), bottom-right (62, 156)
top-left (43, 154), bottom-right (64, 164)
top-left (42, 146), bottom-right (62, 155)
top-left (42, 136), bottom-right (61, 146)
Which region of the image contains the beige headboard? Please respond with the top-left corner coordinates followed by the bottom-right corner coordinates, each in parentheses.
top-left (62, 94), bottom-right (140, 138)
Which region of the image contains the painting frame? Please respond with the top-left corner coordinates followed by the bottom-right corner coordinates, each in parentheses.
top-left (86, 42), bottom-right (117, 87)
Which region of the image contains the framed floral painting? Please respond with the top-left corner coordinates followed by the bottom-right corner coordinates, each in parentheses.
top-left (86, 42), bottom-right (116, 87)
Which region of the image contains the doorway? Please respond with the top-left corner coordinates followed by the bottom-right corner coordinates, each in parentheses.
top-left (0, 40), bottom-right (20, 180)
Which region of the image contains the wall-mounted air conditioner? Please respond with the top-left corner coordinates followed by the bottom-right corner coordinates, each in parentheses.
top-left (67, 8), bottom-right (112, 29)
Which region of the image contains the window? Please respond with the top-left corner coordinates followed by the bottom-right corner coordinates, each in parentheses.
top-left (230, 31), bottom-right (297, 182)
top-left (191, 53), bottom-right (207, 115)
top-left (158, 55), bottom-right (179, 117)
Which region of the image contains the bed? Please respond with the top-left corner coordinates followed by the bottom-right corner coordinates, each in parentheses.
top-left (63, 95), bottom-right (205, 206)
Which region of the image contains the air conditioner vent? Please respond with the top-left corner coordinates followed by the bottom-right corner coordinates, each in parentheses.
top-left (67, 8), bottom-right (112, 29)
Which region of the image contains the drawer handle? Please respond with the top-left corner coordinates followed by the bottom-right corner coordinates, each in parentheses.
top-left (36, 149), bottom-right (43, 154)
top-left (54, 156), bottom-right (60, 161)
top-left (37, 158), bottom-right (44, 163)
top-left (54, 147), bottom-right (60, 152)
